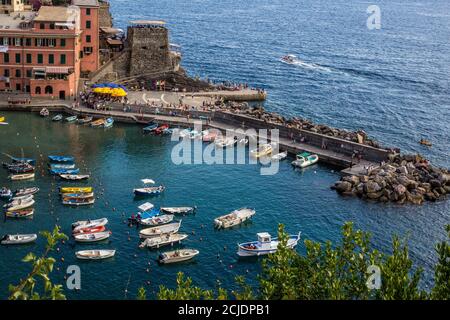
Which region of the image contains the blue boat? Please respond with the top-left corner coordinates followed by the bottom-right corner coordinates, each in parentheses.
top-left (143, 123), bottom-right (158, 133)
top-left (49, 168), bottom-right (80, 175)
top-left (48, 155), bottom-right (75, 163)
top-left (11, 157), bottom-right (36, 166)
top-left (103, 117), bottom-right (114, 128)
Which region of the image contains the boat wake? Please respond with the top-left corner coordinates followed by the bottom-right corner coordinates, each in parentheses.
top-left (280, 55), bottom-right (332, 73)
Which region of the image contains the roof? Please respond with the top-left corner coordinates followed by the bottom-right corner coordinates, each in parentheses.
top-left (72, 0), bottom-right (99, 7)
top-left (106, 39), bottom-right (123, 46)
top-left (35, 6), bottom-right (76, 22)
top-left (100, 27), bottom-right (121, 34)
top-left (0, 12), bottom-right (36, 30)
top-left (257, 232), bottom-right (271, 238)
top-left (130, 20), bottom-right (166, 26)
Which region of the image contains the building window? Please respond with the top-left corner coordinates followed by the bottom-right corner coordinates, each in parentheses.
top-left (86, 35), bottom-right (91, 43)
top-left (61, 38), bottom-right (66, 47)
top-left (15, 69), bottom-right (20, 77)
top-left (86, 20), bottom-right (91, 29)
top-left (50, 23), bottom-right (55, 29)
top-left (40, 23), bottom-right (45, 30)
top-left (86, 8), bottom-right (91, 15)
top-left (4, 69), bottom-right (9, 77)
top-left (35, 86), bottom-right (41, 94)
top-left (3, 53), bottom-right (9, 63)
top-left (15, 53), bottom-right (20, 63)
top-left (14, 38), bottom-right (21, 46)
top-left (45, 85), bottom-right (53, 94)
top-left (25, 38), bottom-right (31, 46)
top-left (16, 83), bottom-right (21, 91)
top-left (37, 54), bottom-right (43, 64)
top-left (49, 54), bottom-right (54, 64)
top-left (83, 47), bottom-right (93, 54)
top-left (26, 69), bottom-right (32, 78)
top-left (60, 54), bottom-right (66, 65)
top-left (26, 54), bottom-right (32, 64)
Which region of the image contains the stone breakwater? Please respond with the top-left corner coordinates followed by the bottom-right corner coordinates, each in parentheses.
top-left (331, 154), bottom-right (450, 204)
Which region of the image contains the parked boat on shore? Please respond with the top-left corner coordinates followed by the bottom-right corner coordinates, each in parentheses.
top-left (74, 231), bottom-right (111, 243)
top-left (291, 152), bottom-right (319, 168)
top-left (1, 234), bottom-right (37, 245)
top-left (76, 249), bottom-right (115, 260)
top-left (9, 173), bottom-right (35, 181)
top-left (237, 232), bottom-right (301, 257)
top-left (158, 249), bottom-right (199, 264)
top-left (214, 207), bottom-right (255, 229)
top-left (139, 221), bottom-right (182, 239)
top-left (139, 233), bottom-right (188, 249)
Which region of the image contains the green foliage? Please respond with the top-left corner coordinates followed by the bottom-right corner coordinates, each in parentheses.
top-left (431, 225), bottom-right (450, 300)
top-left (137, 287), bottom-right (147, 300)
top-left (8, 226), bottom-right (68, 300)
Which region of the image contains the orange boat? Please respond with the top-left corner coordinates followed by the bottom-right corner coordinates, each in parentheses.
top-left (72, 225), bottom-right (106, 235)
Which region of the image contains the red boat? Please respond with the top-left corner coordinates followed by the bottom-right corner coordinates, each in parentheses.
top-left (72, 225), bottom-right (106, 235)
top-left (154, 124), bottom-right (169, 135)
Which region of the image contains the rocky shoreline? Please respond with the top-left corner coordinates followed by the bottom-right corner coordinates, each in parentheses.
top-left (331, 154), bottom-right (450, 204)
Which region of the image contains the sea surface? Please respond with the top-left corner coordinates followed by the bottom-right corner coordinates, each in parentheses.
top-left (0, 0), bottom-right (449, 299)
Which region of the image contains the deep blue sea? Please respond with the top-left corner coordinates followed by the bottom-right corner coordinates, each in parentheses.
top-left (0, 0), bottom-right (449, 299)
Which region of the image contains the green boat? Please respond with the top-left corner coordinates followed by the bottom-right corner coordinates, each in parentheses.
top-left (65, 115), bottom-right (78, 123)
top-left (291, 152), bottom-right (319, 168)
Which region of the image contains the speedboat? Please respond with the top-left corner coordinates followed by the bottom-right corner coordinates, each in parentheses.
top-left (158, 249), bottom-right (199, 264)
top-left (291, 152), bottom-right (319, 168)
top-left (139, 233), bottom-right (188, 249)
top-left (250, 143), bottom-right (273, 158)
top-left (139, 220), bottom-right (182, 239)
top-left (237, 232), bottom-right (301, 257)
top-left (214, 207), bottom-right (255, 229)
top-left (74, 231), bottom-right (111, 243)
top-left (281, 54), bottom-right (297, 64)
top-left (76, 249), bottom-right (116, 260)
top-left (1, 234), bottom-right (37, 245)
top-left (52, 114), bottom-right (63, 122)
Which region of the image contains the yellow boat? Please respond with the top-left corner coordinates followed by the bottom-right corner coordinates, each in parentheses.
top-left (250, 143), bottom-right (273, 158)
top-left (0, 116), bottom-right (5, 122)
top-left (91, 119), bottom-right (105, 127)
top-left (60, 187), bottom-right (93, 194)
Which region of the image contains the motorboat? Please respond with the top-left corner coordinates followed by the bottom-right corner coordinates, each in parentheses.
top-left (74, 231), bottom-right (111, 243)
top-left (60, 187), bottom-right (93, 194)
top-left (1, 234), bottom-right (37, 245)
top-left (0, 187), bottom-right (12, 199)
top-left (72, 225), bottom-right (106, 235)
top-left (419, 139), bottom-right (432, 147)
top-left (5, 199), bottom-right (35, 211)
top-left (76, 249), bottom-right (116, 260)
top-left (52, 114), bottom-right (63, 121)
top-left (61, 192), bottom-right (94, 199)
top-left (291, 152), bottom-right (319, 168)
top-left (4, 196), bottom-right (34, 208)
top-left (214, 207), bottom-right (256, 229)
top-left (134, 185), bottom-right (165, 196)
top-left (77, 116), bottom-right (93, 124)
top-left (50, 168), bottom-right (80, 175)
top-left (139, 214), bottom-right (174, 226)
top-left (91, 118), bottom-right (105, 127)
top-left (11, 157), bottom-right (35, 165)
top-left (281, 54), bottom-right (297, 64)
top-left (65, 115), bottom-right (78, 123)
top-left (237, 232), bottom-right (301, 257)
top-left (143, 123), bottom-right (158, 133)
top-left (160, 207), bottom-right (196, 215)
top-left (215, 137), bottom-right (236, 148)
top-left (5, 208), bottom-right (34, 218)
top-left (62, 197), bottom-right (95, 206)
top-left (139, 221), bottom-right (182, 239)
top-left (139, 233), bottom-right (188, 249)
top-left (9, 173), bottom-right (35, 181)
top-left (158, 249), bottom-right (199, 264)
top-left (103, 117), bottom-right (114, 128)
top-left (72, 218), bottom-right (108, 230)
top-left (14, 187), bottom-right (39, 197)
top-left (50, 163), bottom-right (76, 169)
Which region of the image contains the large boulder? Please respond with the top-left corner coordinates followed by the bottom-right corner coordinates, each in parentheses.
top-left (429, 179), bottom-right (442, 189)
top-left (394, 184), bottom-right (407, 196)
top-left (365, 181), bottom-right (382, 193)
top-left (396, 166), bottom-right (408, 175)
top-left (335, 181), bottom-right (352, 193)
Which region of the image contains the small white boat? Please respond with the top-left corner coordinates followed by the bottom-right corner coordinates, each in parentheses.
top-left (76, 249), bottom-right (116, 260)
top-left (215, 137), bottom-right (236, 148)
top-left (291, 152), bottom-right (319, 168)
top-left (59, 174), bottom-right (90, 181)
top-left (14, 187), bottom-right (39, 197)
top-left (10, 194), bottom-right (34, 202)
top-left (271, 151), bottom-right (288, 161)
top-left (250, 143), bottom-right (273, 158)
top-left (9, 173), bottom-right (35, 181)
top-left (40, 108), bottom-right (49, 117)
top-left (237, 232), bottom-right (301, 257)
top-left (214, 207), bottom-right (255, 229)
top-left (139, 233), bottom-right (188, 249)
top-left (160, 207), bottom-right (195, 214)
top-left (158, 249), bottom-right (199, 264)
top-left (65, 115), bottom-right (78, 123)
top-left (140, 214), bottom-right (174, 226)
top-left (74, 231), bottom-right (111, 243)
top-left (139, 220), bottom-right (182, 239)
top-left (1, 234), bottom-right (37, 245)
top-left (5, 197), bottom-right (35, 210)
top-left (72, 218), bottom-right (108, 231)
top-left (62, 197), bottom-right (95, 206)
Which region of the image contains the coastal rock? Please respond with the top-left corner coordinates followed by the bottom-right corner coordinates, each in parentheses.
top-left (367, 191), bottom-right (383, 199)
top-left (365, 181), bottom-right (382, 193)
top-left (394, 184), bottom-right (407, 196)
top-left (429, 179), bottom-right (442, 189)
top-left (335, 181), bottom-right (352, 193)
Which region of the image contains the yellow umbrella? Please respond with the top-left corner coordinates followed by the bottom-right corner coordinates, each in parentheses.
top-left (111, 88), bottom-right (127, 97)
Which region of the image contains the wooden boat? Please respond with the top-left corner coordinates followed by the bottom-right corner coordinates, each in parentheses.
top-left (62, 197), bottom-right (95, 206)
top-left (133, 185), bottom-right (165, 196)
top-left (1, 234), bottom-right (37, 245)
top-left (60, 187), bottom-right (93, 194)
top-left (72, 217), bottom-right (108, 230)
top-left (48, 155), bottom-right (74, 163)
top-left (250, 143), bottom-right (273, 158)
top-left (5, 208), bottom-right (34, 218)
top-left (143, 122), bottom-right (158, 133)
top-left (9, 173), bottom-right (35, 181)
top-left (419, 139), bottom-right (432, 147)
top-left (59, 174), bottom-right (90, 181)
top-left (139, 233), bottom-right (188, 249)
top-left (214, 207), bottom-right (256, 229)
top-left (140, 214), bottom-right (174, 226)
top-left (74, 231), bottom-right (111, 243)
top-left (14, 187), bottom-right (39, 197)
top-left (76, 249), bottom-right (116, 260)
top-left (237, 232), bottom-right (301, 257)
top-left (215, 137), bottom-right (237, 148)
top-left (158, 249), bottom-right (199, 264)
top-left (0, 187), bottom-right (12, 199)
top-left (40, 108), bottom-right (50, 117)
top-left (271, 151), bottom-right (288, 161)
top-left (160, 207), bottom-right (196, 215)
top-left (65, 115), bottom-right (78, 122)
top-left (50, 163), bottom-right (76, 169)
top-left (291, 152), bottom-right (319, 168)
top-left (139, 220), bottom-right (182, 239)
top-left (61, 192), bottom-right (94, 199)
top-left (103, 117), bottom-right (114, 128)
top-left (11, 157), bottom-right (36, 165)
top-left (77, 116), bottom-right (93, 124)
top-left (72, 225), bottom-right (106, 235)
top-left (50, 168), bottom-right (80, 175)
top-left (91, 118), bottom-right (105, 127)
top-left (52, 114), bottom-right (63, 121)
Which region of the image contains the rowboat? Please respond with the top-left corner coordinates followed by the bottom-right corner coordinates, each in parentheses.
top-left (0, 187), bottom-right (12, 199)
top-left (103, 117), bottom-right (114, 128)
top-left (76, 249), bottom-right (116, 260)
top-left (11, 193), bottom-right (34, 201)
top-left (77, 116), bottom-right (93, 124)
top-left (215, 137), bottom-right (236, 148)
top-left (74, 231), bottom-right (111, 243)
top-left (65, 115), bottom-right (78, 122)
top-left (9, 173), bottom-right (35, 181)
top-left (5, 208), bottom-right (34, 218)
top-left (140, 214), bottom-right (174, 226)
top-left (72, 218), bottom-right (108, 230)
top-left (1, 234), bottom-right (37, 245)
top-left (50, 168), bottom-right (80, 175)
top-left (61, 192), bottom-right (94, 199)
top-left (14, 187), bottom-right (39, 197)
top-left (143, 123), bottom-right (158, 133)
top-left (6, 200), bottom-right (35, 211)
top-left (133, 185), bottom-right (165, 196)
top-left (91, 118), bottom-right (105, 127)
top-left (60, 187), bottom-right (93, 194)
top-left (158, 249), bottom-right (199, 264)
top-left (139, 220), bottom-right (182, 239)
top-left (48, 155), bottom-right (74, 163)
top-left (6, 195), bottom-right (33, 205)
top-left (237, 232), bottom-right (301, 257)
top-left (160, 207), bottom-right (196, 215)
top-left (271, 151), bottom-right (288, 161)
top-left (139, 233), bottom-right (188, 249)
top-left (52, 114), bottom-right (63, 121)
top-left (62, 197), bottom-right (95, 206)
top-left (11, 157), bottom-right (35, 165)
top-left (72, 225), bottom-right (106, 235)
top-left (59, 174), bottom-right (90, 181)
top-left (250, 143), bottom-right (273, 158)
top-left (291, 152), bottom-right (319, 168)
top-left (214, 207), bottom-right (256, 229)
top-left (50, 163), bottom-right (76, 169)
top-left (7, 163), bottom-right (34, 174)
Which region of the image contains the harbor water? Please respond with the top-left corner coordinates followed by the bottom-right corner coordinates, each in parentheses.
top-left (0, 0), bottom-right (449, 299)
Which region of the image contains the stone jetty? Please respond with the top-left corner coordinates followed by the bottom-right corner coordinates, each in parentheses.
top-left (331, 154), bottom-right (450, 204)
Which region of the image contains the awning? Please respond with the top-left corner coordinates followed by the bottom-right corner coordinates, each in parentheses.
top-left (33, 67), bottom-right (46, 76)
top-left (138, 202), bottom-right (154, 212)
top-left (106, 39), bottom-right (123, 46)
top-left (46, 67), bottom-right (70, 74)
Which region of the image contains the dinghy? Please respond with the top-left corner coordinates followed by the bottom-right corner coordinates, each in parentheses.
top-left (143, 123), bottom-right (158, 133)
top-left (59, 174), bottom-right (90, 181)
top-left (77, 116), bottom-right (93, 124)
top-left (14, 187), bottom-right (39, 197)
top-left (9, 173), bottom-right (35, 181)
top-left (50, 168), bottom-right (80, 175)
top-left (52, 114), bottom-right (63, 121)
top-left (237, 232), bottom-right (301, 257)
top-left (74, 231), bottom-right (111, 243)
top-left (103, 117), bottom-right (114, 128)
top-left (134, 185), bottom-right (165, 196)
top-left (48, 155), bottom-right (74, 163)
top-left (72, 225), bottom-right (106, 235)
top-left (76, 249), bottom-right (116, 260)
top-left (140, 214), bottom-right (174, 226)
top-left (65, 115), bottom-right (78, 122)
top-left (5, 208), bottom-right (34, 218)
top-left (139, 233), bottom-right (188, 249)
top-left (160, 207), bottom-right (196, 215)
top-left (60, 187), bottom-right (93, 194)
top-left (50, 163), bottom-right (76, 169)
top-left (271, 151), bottom-right (288, 161)
top-left (250, 143), bottom-right (273, 158)
top-left (214, 207), bottom-right (256, 229)
top-left (158, 249), bottom-right (199, 264)
top-left (72, 218), bottom-right (108, 230)
top-left (139, 220), bottom-right (182, 239)
top-left (291, 152), bottom-right (319, 168)
top-left (62, 197), bottom-right (95, 206)
top-left (1, 234), bottom-right (37, 245)
top-left (0, 187), bottom-right (12, 199)
top-left (91, 118), bottom-right (105, 127)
